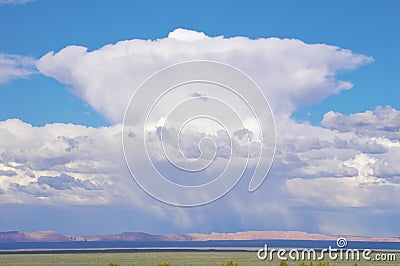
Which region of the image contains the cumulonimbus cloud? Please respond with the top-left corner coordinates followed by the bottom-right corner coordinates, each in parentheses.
top-left (3, 29), bottom-right (399, 235)
top-left (36, 28), bottom-right (373, 123)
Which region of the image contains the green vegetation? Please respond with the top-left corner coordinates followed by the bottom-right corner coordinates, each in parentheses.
top-left (220, 259), bottom-right (239, 266)
top-left (157, 263), bottom-right (172, 266)
top-left (279, 261), bottom-right (289, 266)
top-left (108, 263), bottom-right (120, 266)
top-left (0, 251), bottom-right (397, 266)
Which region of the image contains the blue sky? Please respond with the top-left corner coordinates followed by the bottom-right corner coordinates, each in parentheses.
top-left (0, 1), bottom-right (400, 237)
top-left (0, 0), bottom-right (399, 126)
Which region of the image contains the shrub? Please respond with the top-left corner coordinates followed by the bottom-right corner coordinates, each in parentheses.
top-left (157, 263), bottom-right (172, 266)
top-left (279, 261), bottom-right (289, 266)
top-left (108, 263), bottom-right (120, 266)
top-left (220, 259), bottom-right (239, 266)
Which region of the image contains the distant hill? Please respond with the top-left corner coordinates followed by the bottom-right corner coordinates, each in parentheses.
top-left (0, 231), bottom-right (70, 242)
top-left (0, 230), bottom-right (399, 243)
top-left (69, 232), bottom-right (191, 242)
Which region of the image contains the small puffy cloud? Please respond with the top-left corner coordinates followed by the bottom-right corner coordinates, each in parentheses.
top-left (322, 106), bottom-right (400, 139)
top-left (0, 0), bottom-right (32, 5)
top-left (0, 53), bottom-right (36, 83)
top-left (37, 173), bottom-right (103, 191)
top-left (36, 28), bottom-right (372, 122)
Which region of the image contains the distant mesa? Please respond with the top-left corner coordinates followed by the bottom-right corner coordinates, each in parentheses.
top-left (0, 231), bottom-right (70, 242)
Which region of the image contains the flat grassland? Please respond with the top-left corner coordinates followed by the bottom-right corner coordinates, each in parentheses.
top-left (0, 251), bottom-right (398, 266)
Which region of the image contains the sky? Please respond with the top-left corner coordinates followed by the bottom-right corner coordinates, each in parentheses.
top-left (0, 0), bottom-right (399, 237)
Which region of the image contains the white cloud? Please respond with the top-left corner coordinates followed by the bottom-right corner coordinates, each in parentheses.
top-left (1, 106), bottom-right (400, 235)
top-left (0, 53), bottom-right (36, 83)
top-left (4, 29), bottom-right (400, 236)
top-left (0, 0), bottom-right (32, 5)
top-left (36, 28), bottom-right (372, 122)
top-left (0, 119), bottom-right (125, 205)
top-left (285, 108), bottom-right (400, 211)
top-left (322, 106), bottom-right (400, 140)
top-left (0, 118), bottom-right (289, 233)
